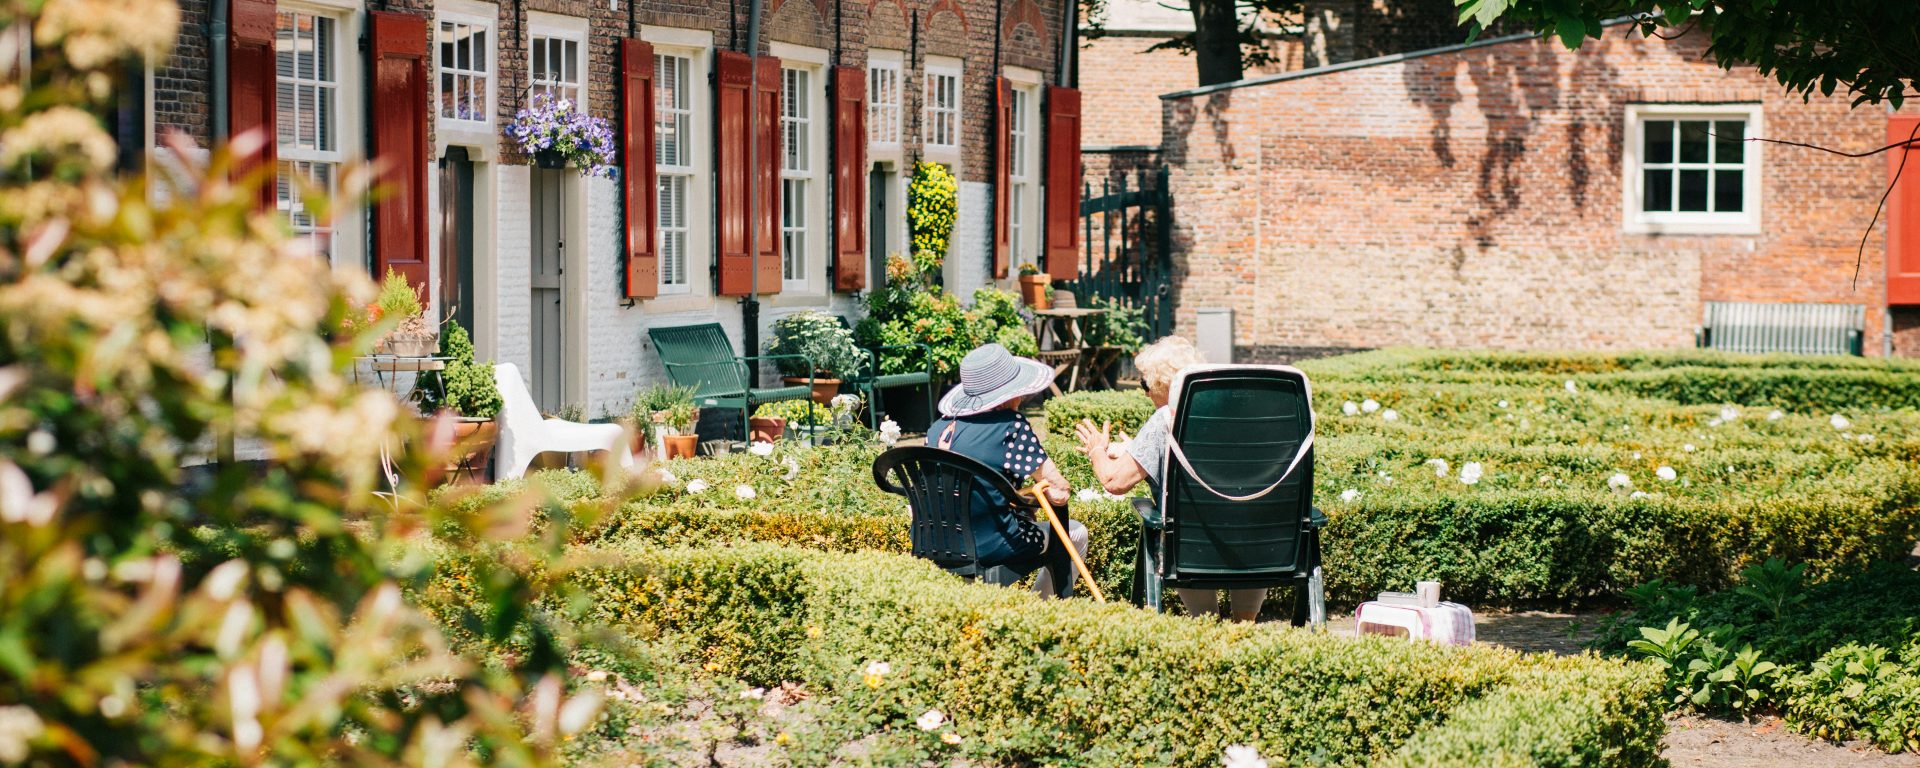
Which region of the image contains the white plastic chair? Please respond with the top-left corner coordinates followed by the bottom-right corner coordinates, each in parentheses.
top-left (493, 363), bottom-right (634, 480)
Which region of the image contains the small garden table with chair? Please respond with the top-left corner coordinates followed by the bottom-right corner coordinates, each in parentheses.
top-left (1028, 307), bottom-right (1107, 395)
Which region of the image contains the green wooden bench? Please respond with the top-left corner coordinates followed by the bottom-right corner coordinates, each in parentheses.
top-left (1698, 302), bottom-right (1865, 356)
top-left (647, 323), bottom-right (814, 441)
top-left (837, 316), bottom-right (934, 428)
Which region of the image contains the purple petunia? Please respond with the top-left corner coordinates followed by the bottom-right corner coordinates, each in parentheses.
top-left (505, 92), bottom-right (619, 179)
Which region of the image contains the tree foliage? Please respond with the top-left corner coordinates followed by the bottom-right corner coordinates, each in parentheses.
top-left (1456, 0), bottom-right (1920, 107)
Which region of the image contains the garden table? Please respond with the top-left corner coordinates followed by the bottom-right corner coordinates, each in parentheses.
top-left (1028, 308), bottom-right (1107, 395)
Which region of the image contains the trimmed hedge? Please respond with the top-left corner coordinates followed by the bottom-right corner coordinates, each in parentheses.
top-left (482, 541), bottom-right (1666, 768)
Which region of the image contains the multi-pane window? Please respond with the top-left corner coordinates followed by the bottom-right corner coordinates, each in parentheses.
top-left (529, 36), bottom-right (580, 104)
top-left (1626, 106), bottom-right (1760, 233)
top-left (867, 58), bottom-right (900, 147)
top-left (1641, 118), bottom-right (1746, 214)
top-left (1009, 86), bottom-right (1034, 263)
top-left (437, 20), bottom-right (490, 123)
top-left (654, 53), bottom-right (693, 292)
top-left (924, 67), bottom-right (958, 149)
top-left (781, 67), bottom-right (812, 285)
top-left (275, 11), bottom-right (338, 260)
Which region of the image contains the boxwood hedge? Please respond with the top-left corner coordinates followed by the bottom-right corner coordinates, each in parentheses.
top-left (428, 541), bottom-right (1665, 768)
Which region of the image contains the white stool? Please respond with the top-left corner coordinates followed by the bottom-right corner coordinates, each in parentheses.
top-left (1354, 601), bottom-right (1475, 646)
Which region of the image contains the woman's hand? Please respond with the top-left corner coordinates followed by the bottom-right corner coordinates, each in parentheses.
top-left (1073, 419), bottom-right (1111, 457)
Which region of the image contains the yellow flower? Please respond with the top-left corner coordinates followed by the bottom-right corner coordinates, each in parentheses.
top-left (805, 625), bottom-right (822, 639)
top-left (775, 731), bottom-right (793, 746)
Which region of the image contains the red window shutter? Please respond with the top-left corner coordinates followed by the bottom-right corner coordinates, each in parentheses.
top-left (1044, 86), bottom-right (1082, 282)
top-left (369, 11), bottom-right (430, 292)
top-left (755, 56), bottom-right (783, 295)
top-left (832, 66), bottom-right (867, 293)
top-left (1890, 115), bottom-right (1920, 306)
top-left (716, 52), bottom-right (782, 296)
top-left (993, 77), bottom-right (1011, 279)
top-left (716, 51), bottom-right (752, 296)
top-left (227, 0), bottom-right (276, 210)
top-left (622, 39), bottom-right (659, 300)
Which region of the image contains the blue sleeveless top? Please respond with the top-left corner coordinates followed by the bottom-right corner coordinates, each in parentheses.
top-left (928, 410), bottom-right (1050, 566)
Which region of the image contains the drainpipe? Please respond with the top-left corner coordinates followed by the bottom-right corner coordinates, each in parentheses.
top-left (210, 0), bottom-right (229, 141)
top-left (1057, 0), bottom-right (1075, 87)
top-left (742, 0), bottom-right (765, 383)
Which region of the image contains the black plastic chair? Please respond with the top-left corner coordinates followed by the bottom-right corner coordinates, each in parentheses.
top-left (1134, 365), bottom-right (1326, 627)
top-left (872, 446), bottom-right (1039, 586)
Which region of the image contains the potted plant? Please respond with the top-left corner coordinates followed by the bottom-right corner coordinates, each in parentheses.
top-left (626, 384), bottom-right (696, 456)
top-left (661, 399), bottom-right (700, 460)
top-left (1017, 263), bottom-right (1051, 309)
top-left (413, 324), bottom-right (501, 478)
top-left (756, 399), bottom-right (834, 444)
top-left (350, 269), bottom-right (439, 356)
top-left (767, 311), bottom-right (867, 404)
top-left (505, 92), bottom-right (618, 178)
top-left (748, 408), bottom-right (787, 444)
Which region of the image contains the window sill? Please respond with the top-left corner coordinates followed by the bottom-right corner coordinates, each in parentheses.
top-left (1622, 216), bottom-right (1761, 236)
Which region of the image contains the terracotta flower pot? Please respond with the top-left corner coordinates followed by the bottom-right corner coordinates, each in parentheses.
top-left (749, 416), bottom-right (787, 444)
top-left (446, 416), bottom-right (497, 483)
top-left (662, 433), bottom-right (699, 460)
top-left (1019, 275), bottom-right (1052, 309)
top-left (783, 377), bottom-right (842, 405)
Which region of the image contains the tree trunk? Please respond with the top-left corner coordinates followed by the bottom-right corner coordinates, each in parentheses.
top-left (1190, 0), bottom-right (1245, 86)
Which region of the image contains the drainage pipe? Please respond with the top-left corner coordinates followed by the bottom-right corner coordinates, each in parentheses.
top-left (210, 0), bottom-right (229, 141)
top-left (742, 0), bottom-right (766, 384)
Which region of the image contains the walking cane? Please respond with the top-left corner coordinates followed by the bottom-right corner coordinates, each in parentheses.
top-left (1027, 480), bottom-right (1106, 603)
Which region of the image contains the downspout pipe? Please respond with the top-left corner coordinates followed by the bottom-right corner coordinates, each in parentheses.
top-left (210, 0), bottom-right (229, 141)
top-left (743, 0), bottom-right (765, 384)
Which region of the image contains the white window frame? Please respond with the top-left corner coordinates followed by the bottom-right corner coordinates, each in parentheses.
top-left (643, 27), bottom-right (713, 305)
top-left (867, 50), bottom-right (903, 157)
top-left (275, 7), bottom-right (343, 263)
top-left (527, 32), bottom-right (583, 106)
top-left (273, 0), bottom-right (363, 273)
top-left (654, 48), bottom-right (696, 295)
top-left (1005, 68), bottom-right (1043, 268)
top-left (922, 56), bottom-right (961, 164)
top-left (772, 43), bottom-right (828, 295)
top-left (435, 3), bottom-right (496, 146)
top-left (1621, 103), bottom-right (1762, 235)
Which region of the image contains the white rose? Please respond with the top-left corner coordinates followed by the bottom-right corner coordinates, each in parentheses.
top-left (1656, 466), bottom-right (1677, 482)
top-left (748, 441), bottom-right (775, 457)
top-left (686, 479), bottom-right (709, 493)
top-left (1380, 409), bottom-right (1399, 422)
top-left (1459, 462), bottom-right (1483, 485)
top-left (1222, 745), bottom-right (1268, 768)
top-left (1830, 414), bottom-right (1852, 431)
top-left (1342, 401), bottom-right (1359, 416)
top-left (915, 709), bottom-right (947, 731)
top-left (1361, 399), bottom-right (1380, 413)
top-left (1767, 410), bottom-right (1784, 422)
top-left (735, 484), bottom-right (757, 500)
top-left (1564, 380), bottom-right (1578, 393)
top-left (1340, 488), bottom-right (1360, 503)
top-left (1608, 473), bottom-right (1633, 492)
top-left (1427, 458), bottom-right (1450, 478)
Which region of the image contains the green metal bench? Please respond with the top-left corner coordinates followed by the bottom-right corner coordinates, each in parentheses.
top-left (836, 316), bottom-right (934, 428)
top-left (647, 323), bottom-right (814, 441)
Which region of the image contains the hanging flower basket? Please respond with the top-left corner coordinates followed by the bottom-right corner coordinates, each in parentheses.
top-left (506, 92), bottom-right (618, 178)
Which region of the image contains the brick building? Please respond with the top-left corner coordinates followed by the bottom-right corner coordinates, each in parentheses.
top-left (1149, 25), bottom-right (1920, 359)
top-left (143, 0), bottom-right (1080, 418)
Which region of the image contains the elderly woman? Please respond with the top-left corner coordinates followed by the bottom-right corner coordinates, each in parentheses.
top-left (1073, 336), bottom-right (1269, 622)
top-left (929, 344), bottom-right (1090, 599)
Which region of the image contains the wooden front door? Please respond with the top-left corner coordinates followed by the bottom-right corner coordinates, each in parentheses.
top-left (530, 167), bottom-right (565, 413)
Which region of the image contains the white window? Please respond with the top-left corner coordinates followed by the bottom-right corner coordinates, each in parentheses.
top-left (1009, 83), bottom-right (1038, 264)
top-left (867, 53), bottom-right (901, 148)
top-left (655, 52), bottom-right (693, 293)
top-left (275, 10), bottom-right (340, 261)
top-left (923, 60), bottom-right (960, 154)
top-left (781, 66), bottom-right (815, 287)
top-left (528, 35), bottom-right (580, 104)
top-left (437, 18), bottom-right (492, 124)
top-left (1623, 104), bottom-right (1762, 235)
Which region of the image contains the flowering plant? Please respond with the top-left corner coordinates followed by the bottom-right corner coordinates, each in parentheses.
top-left (908, 161), bottom-right (957, 257)
top-left (506, 92), bottom-right (617, 178)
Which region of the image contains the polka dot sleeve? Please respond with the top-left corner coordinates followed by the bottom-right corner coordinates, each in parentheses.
top-left (1003, 415), bottom-right (1050, 478)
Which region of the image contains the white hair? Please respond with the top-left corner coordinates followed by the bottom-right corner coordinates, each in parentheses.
top-left (1134, 336), bottom-right (1205, 395)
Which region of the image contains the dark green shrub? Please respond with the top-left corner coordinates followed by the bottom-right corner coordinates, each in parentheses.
top-left (1043, 390), bottom-right (1157, 437)
top-left (505, 542), bottom-right (1667, 768)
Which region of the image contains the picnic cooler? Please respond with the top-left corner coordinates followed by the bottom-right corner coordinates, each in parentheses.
top-left (1354, 599), bottom-right (1475, 646)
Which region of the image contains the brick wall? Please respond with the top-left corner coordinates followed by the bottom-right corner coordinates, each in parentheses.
top-left (1161, 31), bottom-right (1894, 359)
top-left (1079, 30), bottom-right (1302, 150)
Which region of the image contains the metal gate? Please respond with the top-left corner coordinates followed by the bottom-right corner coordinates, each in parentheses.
top-left (1059, 166), bottom-right (1173, 341)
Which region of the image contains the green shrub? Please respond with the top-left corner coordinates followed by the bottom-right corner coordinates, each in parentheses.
top-left (0, 14), bottom-right (582, 761)
top-left (1043, 390), bottom-right (1158, 437)
top-left (908, 161), bottom-right (958, 257)
top-left (486, 542), bottom-right (1667, 768)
